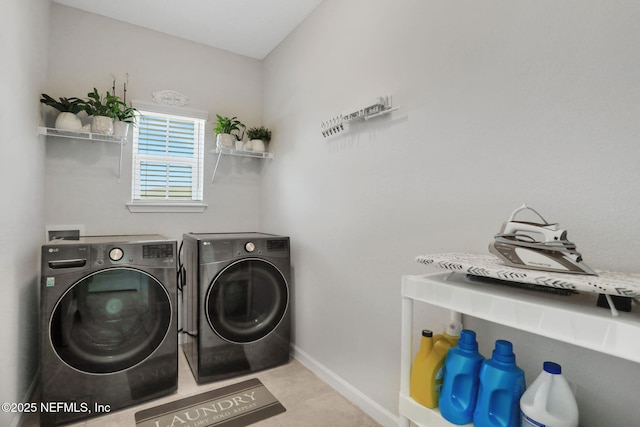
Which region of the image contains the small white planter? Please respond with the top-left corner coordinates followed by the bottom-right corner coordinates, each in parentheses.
top-left (91, 116), bottom-right (114, 135)
top-left (216, 133), bottom-right (235, 149)
top-left (54, 112), bottom-right (83, 131)
top-left (251, 139), bottom-right (266, 153)
top-left (112, 121), bottom-right (130, 139)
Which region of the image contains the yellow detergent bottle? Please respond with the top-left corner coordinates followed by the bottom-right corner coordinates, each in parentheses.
top-left (410, 329), bottom-right (436, 406)
top-left (410, 314), bottom-right (462, 408)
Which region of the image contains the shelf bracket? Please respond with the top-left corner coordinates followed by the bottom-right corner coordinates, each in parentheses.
top-left (210, 147), bottom-right (274, 184)
top-left (117, 141), bottom-right (124, 183)
top-left (211, 150), bottom-right (223, 183)
top-left (39, 126), bottom-right (126, 182)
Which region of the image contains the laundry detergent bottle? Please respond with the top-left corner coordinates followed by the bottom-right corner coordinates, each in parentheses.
top-left (520, 362), bottom-right (578, 427)
top-left (410, 329), bottom-right (435, 406)
top-left (473, 340), bottom-right (526, 427)
top-left (410, 316), bottom-right (462, 408)
top-left (439, 329), bottom-right (484, 425)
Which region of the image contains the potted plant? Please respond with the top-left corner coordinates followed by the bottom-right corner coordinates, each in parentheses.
top-left (116, 105), bottom-right (138, 124)
top-left (246, 125), bottom-right (271, 152)
top-left (83, 88), bottom-right (123, 135)
top-left (214, 114), bottom-right (245, 149)
top-left (113, 104), bottom-right (138, 139)
top-left (40, 94), bottom-right (85, 131)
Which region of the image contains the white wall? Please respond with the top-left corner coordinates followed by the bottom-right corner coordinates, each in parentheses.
top-left (45, 4), bottom-right (266, 241)
top-left (0, 0), bottom-right (49, 426)
top-left (261, 1), bottom-right (640, 426)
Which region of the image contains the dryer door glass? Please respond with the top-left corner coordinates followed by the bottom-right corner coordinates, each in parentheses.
top-left (207, 259), bottom-right (288, 343)
top-left (50, 268), bottom-right (172, 374)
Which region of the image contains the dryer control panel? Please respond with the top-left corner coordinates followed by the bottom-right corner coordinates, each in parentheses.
top-left (188, 233), bottom-right (290, 263)
top-left (199, 237), bottom-right (289, 263)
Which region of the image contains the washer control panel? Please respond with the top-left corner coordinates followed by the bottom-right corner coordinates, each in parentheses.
top-left (42, 238), bottom-right (177, 271)
top-left (97, 242), bottom-right (175, 266)
top-left (143, 243), bottom-right (174, 259)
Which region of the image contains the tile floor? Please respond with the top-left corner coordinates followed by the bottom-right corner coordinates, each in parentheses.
top-left (22, 348), bottom-right (382, 426)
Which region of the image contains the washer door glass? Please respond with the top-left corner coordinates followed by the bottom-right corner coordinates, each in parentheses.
top-left (206, 259), bottom-right (288, 344)
top-left (50, 268), bottom-right (172, 374)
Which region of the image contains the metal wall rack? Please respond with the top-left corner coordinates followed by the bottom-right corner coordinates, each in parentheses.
top-left (321, 95), bottom-right (400, 138)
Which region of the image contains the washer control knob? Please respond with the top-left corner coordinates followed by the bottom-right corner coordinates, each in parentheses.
top-left (245, 242), bottom-right (256, 253)
top-left (109, 247), bottom-right (124, 261)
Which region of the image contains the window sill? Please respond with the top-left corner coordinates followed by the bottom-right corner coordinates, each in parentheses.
top-left (126, 202), bottom-right (208, 213)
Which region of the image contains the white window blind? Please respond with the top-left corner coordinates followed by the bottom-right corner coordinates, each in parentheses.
top-left (132, 110), bottom-right (205, 204)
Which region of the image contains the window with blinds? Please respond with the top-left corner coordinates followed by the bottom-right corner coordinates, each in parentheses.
top-left (132, 110), bottom-right (205, 203)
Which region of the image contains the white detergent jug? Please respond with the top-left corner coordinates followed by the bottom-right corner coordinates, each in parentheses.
top-left (520, 361), bottom-right (578, 427)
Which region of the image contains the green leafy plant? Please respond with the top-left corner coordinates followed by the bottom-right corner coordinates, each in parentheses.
top-left (116, 105), bottom-right (138, 125)
top-left (83, 88), bottom-right (124, 119)
top-left (40, 94), bottom-right (85, 114)
top-left (246, 126), bottom-right (271, 143)
top-left (214, 114), bottom-right (245, 140)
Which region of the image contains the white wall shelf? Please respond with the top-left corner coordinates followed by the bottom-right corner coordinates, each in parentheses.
top-left (38, 126), bottom-right (126, 144)
top-left (399, 272), bottom-right (640, 427)
top-left (209, 147), bottom-right (274, 183)
top-left (38, 126), bottom-right (126, 180)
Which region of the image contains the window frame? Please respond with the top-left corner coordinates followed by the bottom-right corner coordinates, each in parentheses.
top-left (127, 101), bottom-right (208, 213)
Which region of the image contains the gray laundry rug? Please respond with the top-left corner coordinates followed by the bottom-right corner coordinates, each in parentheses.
top-left (135, 378), bottom-right (285, 427)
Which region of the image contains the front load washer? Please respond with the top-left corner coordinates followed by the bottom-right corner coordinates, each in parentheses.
top-left (40, 235), bottom-right (177, 426)
top-left (182, 232), bottom-right (291, 384)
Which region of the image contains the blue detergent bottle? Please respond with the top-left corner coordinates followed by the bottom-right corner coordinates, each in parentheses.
top-left (439, 329), bottom-right (484, 425)
top-left (473, 340), bottom-right (526, 427)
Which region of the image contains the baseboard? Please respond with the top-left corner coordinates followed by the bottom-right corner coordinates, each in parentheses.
top-left (16, 349), bottom-right (397, 426)
top-left (11, 369), bottom-right (39, 427)
top-left (291, 344), bottom-right (399, 427)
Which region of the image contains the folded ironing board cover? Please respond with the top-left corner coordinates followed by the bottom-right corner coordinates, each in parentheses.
top-left (416, 253), bottom-right (640, 298)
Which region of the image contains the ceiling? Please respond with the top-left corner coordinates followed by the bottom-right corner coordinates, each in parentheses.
top-left (52, 0), bottom-right (324, 60)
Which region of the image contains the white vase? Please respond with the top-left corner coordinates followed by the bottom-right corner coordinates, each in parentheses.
top-left (112, 121), bottom-right (130, 139)
top-left (54, 112), bottom-right (83, 131)
top-left (216, 133), bottom-right (235, 149)
top-left (251, 139), bottom-right (266, 153)
top-left (91, 116), bottom-right (114, 135)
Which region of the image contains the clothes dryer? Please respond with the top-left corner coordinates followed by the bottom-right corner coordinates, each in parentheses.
top-left (40, 235), bottom-right (177, 426)
top-left (182, 232), bottom-right (290, 384)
